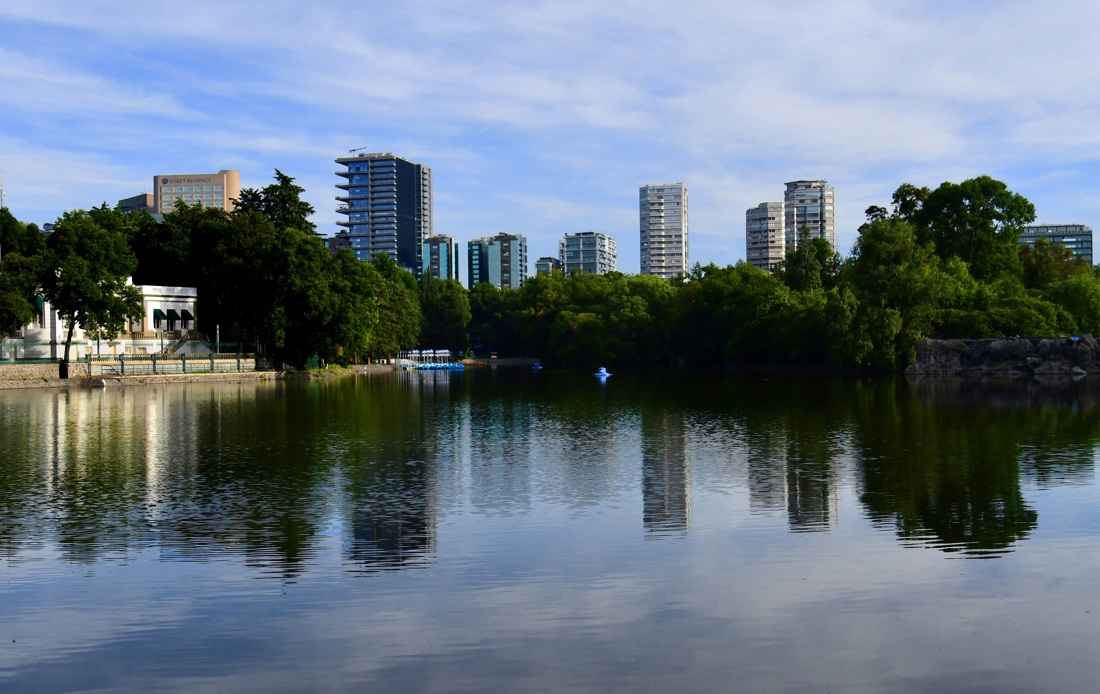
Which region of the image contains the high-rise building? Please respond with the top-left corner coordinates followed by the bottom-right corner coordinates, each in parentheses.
top-left (560, 231), bottom-right (617, 275)
top-left (1019, 224), bottom-right (1093, 263)
top-left (535, 256), bottom-right (564, 275)
top-left (640, 183), bottom-right (688, 279)
top-left (335, 152), bottom-right (433, 273)
top-left (784, 180), bottom-right (835, 251)
top-left (153, 170), bottom-right (240, 215)
top-left (746, 202), bottom-right (786, 272)
top-left (423, 235), bottom-right (460, 281)
top-left (467, 233), bottom-right (527, 290)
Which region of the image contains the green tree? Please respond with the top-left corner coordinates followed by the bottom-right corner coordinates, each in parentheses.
top-left (322, 250), bottom-right (381, 364)
top-left (0, 207), bottom-right (45, 258)
top-left (900, 176), bottom-right (1035, 283)
top-left (1044, 274), bottom-right (1100, 335)
top-left (840, 217), bottom-right (941, 369)
top-left (265, 227), bottom-right (339, 367)
top-left (776, 226), bottom-right (839, 292)
top-left (418, 275), bottom-right (471, 355)
top-left (1019, 238), bottom-right (1089, 291)
top-left (130, 201), bottom-right (228, 288)
top-left (0, 209), bottom-right (44, 334)
top-left (0, 252), bottom-right (39, 334)
top-left (234, 169), bottom-right (316, 234)
top-left (367, 254), bottom-right (420, 359)
top-left (468, 281), bottom-right (520, 357)
top-left (40, 207), bottom-right (144, 376)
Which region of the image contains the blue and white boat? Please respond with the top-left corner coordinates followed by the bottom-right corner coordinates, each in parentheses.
top-left (594, 367), bottom-right (611, 378)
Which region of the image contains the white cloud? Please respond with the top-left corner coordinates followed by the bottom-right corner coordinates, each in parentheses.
top-left (2, 1), bottom-right (1100, 267)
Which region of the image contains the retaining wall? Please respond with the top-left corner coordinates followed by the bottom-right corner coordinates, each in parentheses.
top-left (907, 336), bottom-right (1100, 377)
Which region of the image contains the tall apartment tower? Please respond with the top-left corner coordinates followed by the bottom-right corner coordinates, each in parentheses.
top-left (153, 169), bottom-right (240, 214)
top-left (640, 183), bottom-right (689, 279)
top-left (422, 235), bottom-right (460, 281)
top-left (560, 231), bottom-right (617, 275)
top-left (467, 233), bottom-right (528, 289)
top-left (746, 202), bottom-right (786, 272)
top-left (335, 152), bottom-right (433, 273)
top-left (784, 180), bottom-right (835, 251)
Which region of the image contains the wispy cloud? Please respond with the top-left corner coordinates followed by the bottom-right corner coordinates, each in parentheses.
top-left (3, 1), bottom-right (1100, 267)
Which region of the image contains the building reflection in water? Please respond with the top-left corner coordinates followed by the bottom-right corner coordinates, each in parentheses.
top-left (641, 411), bottom-right (691, 536)
top-left (745, 424), bottom-right (839, 533)
top-left (342, 372), bottom-right (440, 573)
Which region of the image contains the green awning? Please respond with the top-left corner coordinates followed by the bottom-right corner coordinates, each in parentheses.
top-left (153, 308), bottom-right (166, 322)
top-left (166, 309), bottom-right (181, 322)
top-left (181, 309), bottom-right (194, 322)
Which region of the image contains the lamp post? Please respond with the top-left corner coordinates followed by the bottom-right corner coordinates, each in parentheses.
top-left (216, 324), bottom-right (220, 354)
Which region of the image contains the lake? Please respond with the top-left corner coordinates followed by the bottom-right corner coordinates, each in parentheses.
top-left (2, 369), bottom-right (1100, 692)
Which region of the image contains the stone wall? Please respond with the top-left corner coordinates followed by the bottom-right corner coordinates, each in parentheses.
top-left (907, 336), bottom-right (1100, 377)
top-left (0, 363), bottom-right (61, 379)
top-left (0, 363), bottom-right (280, 390)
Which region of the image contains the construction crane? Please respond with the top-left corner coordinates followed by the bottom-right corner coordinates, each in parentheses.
top-left (348, 146), bottom-right (372, 155)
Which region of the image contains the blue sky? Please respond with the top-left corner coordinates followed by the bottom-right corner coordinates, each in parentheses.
top-left (3, 0), bottom-right (1100, 273)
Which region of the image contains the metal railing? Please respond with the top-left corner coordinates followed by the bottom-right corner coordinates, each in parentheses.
top-left (88, 353), bottom-right (261, 376)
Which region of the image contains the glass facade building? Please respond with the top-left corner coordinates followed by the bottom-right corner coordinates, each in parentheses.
top-left (423, 235), bottom-right (460, 281)
top-left (640, 183), bottom-right (688, 279)
top-left (335, 153), bottom-right (433, 273)
top-left (1019, 224), bottom-right (1093, 263)
top-left (468, 233), bottom-right (528, 290)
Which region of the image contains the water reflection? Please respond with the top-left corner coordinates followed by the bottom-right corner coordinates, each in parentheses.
top-left (7, 372), bottom-right (1100, 692)
top-left (3, 373), bottom-right (1100, 572)
top-left (641, 411), bottom-right (691, 536)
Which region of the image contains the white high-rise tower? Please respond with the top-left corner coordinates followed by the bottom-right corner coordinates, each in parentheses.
top-left (640, 183), bottom-right (688, 279)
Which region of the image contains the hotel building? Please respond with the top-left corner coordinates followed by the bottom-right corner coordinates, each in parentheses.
top-left (153, 170), bottom-right (240, 215)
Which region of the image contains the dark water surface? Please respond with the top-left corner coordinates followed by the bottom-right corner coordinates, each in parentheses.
top-left (3, 370), bottom-right (1100, 692)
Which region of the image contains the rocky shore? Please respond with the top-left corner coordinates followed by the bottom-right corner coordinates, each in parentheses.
top-left (907, 336), bottom-right (1100, 377)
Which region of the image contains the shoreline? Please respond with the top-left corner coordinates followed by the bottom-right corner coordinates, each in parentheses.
top-left (0, 363), bottom-right (398, 391)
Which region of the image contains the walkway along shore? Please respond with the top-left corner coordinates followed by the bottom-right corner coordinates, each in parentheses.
top-left (0, 363), bottom-right (397, 391)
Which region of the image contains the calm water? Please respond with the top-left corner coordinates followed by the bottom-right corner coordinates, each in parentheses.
top-left (2, 370), bottom-right (1100, 692)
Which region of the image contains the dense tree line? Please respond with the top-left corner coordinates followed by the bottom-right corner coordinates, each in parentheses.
top-left (472, 175), bottom-right (1100, 371)
top-left (0, 171), bottom-right (424, 369)
top-left (3, 173), bottom-right (1099, 371)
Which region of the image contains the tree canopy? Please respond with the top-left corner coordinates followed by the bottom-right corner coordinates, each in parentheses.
top-left (4, 172), bottom-right (1094, 374)
top-left (39, 206), bottom-right (144, 374)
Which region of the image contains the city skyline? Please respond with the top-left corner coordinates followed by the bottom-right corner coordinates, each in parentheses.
top-left (3, 2), bottom-right (1100, 275)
